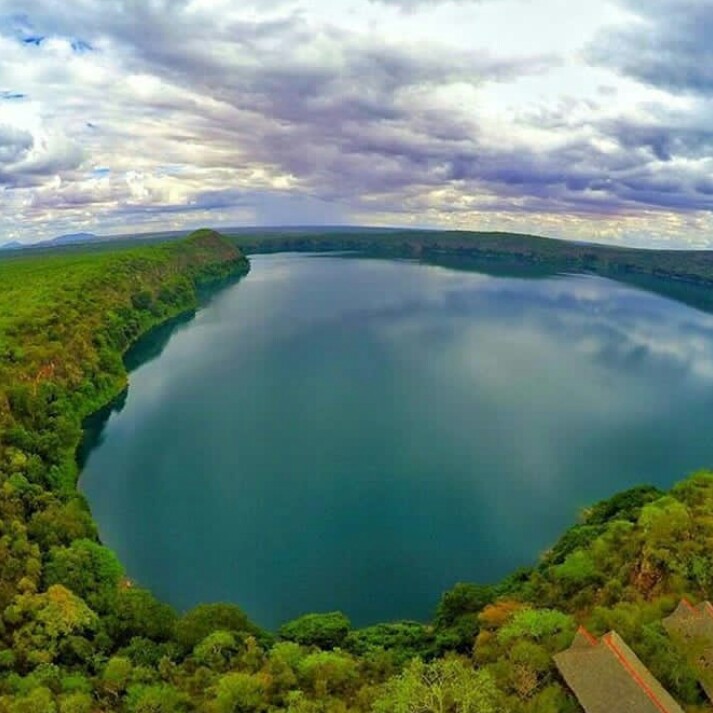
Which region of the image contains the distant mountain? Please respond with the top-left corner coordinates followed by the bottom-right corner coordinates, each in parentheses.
top-left (50, 232), bottom-right (99, 246)
top-left (0, 240), bottom-right (23, 250)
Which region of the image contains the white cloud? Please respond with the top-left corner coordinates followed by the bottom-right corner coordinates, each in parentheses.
top-left (0, 0), bottom-right (710, 245)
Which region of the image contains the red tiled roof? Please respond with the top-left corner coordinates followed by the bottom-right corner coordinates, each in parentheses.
top-left (578, 626), bottom-right (598, 646)
top-left (602, 633), bottom-right (671, 713)
top-left (554, 629), bottom-right (684, 713)
top-left (663, 599), bottom-right (713, 702)
top-left (680, 598), bottom-right (698, 614)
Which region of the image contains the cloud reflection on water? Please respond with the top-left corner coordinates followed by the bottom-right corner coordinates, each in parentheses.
top-left (81, 255), bottom-right (713, 626)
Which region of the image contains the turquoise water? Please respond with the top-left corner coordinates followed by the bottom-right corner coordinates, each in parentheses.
top-left (80, 254), bottom-right (713, 628)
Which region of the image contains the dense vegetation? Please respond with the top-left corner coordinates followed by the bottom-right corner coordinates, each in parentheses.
top-left (2, 229), bottom-right (713, 711)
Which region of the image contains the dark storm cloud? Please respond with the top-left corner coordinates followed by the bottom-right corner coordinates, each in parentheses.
top-left (589, 0), bottom-right (713, 95)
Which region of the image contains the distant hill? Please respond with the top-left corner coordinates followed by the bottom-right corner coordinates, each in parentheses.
top-left (50, 232), bottom-right (99, 246)
top-left (0, 232), bottom-right (102, 253)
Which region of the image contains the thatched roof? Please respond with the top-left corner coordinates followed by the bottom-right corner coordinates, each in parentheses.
top-left (554, 627), bottom-right (684, 713)
top-left (663, 599), bottom-right (713, 700)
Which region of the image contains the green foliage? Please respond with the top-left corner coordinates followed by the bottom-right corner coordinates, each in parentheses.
top-left (434, 583), bottom-right (495, 653)
top-left (44, 539), bottom-right (123, 613)
top-left (436, 583), bottom-right (494, 628)
top-left (101, 656), bottom-right (133, 698)
top-left (112, 588), bottom-right (177, 644)
top-left (583, 484), bottom-right (663, 525)
top-left (0, 230), bottom-right (247, 493)
top-left (345, 622), bottom-right (435, 664)
top-left (175, 603), bottom-right (253, 652)
top-left (552, 550), bottom-right (600, 591)
top-left (193, 630), bottom-right (240, 670)
top-left (27, 498), bottom-right (96, 550)
top-left (6, 585), bottom-right (97, 670)
top-left (372, 657), bottom-right (505, 713)
top-left (279, 612), bottom-right (351, 650)
top-left (7, 686), bottom-right (57, 713)
top-left (126, 684), bottom-right (188, 712)
top-left (297, 650), bottom-right (358, 697)
top-left (58, 692), bottom-right (93, 713)
top-left (212, 672), bottom-right (267, 713)
top-left (496, 609), bottom-right (575, 646)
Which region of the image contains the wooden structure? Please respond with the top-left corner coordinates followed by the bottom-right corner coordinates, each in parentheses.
top-left (663, 599), bottom-right (713, 701)
top-left (554, 627), bottom-right (685, 713)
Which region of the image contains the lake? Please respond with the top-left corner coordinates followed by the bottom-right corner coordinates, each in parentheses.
top-left (80, 253), bottom-right (713, 628)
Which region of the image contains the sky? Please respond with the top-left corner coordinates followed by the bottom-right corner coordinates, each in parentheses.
top-left (0, 0), bottom-right (711, 247)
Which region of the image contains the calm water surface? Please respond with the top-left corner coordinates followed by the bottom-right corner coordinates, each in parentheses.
top-left (81, 254), bottom-right (713, 627)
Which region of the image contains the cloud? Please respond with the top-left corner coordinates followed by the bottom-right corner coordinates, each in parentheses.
top-left (0, 124), bottom-right (32, 166)
top-left (589, 0), bottom-right (713, 95)
top-left (0, 0), bottom-right (711, 245)
top-left (371, 0), bottom-right (495, 7)
top-left (0, 124), bottom-right (84, 187)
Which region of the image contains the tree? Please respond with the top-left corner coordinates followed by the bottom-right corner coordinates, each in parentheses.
top-left (372, 657), bottom-right (505, 713)
top-left (175, 603), bottom-right (254, 652)
top-left (552, 550), bottom-right (600, 593)
top-left (278, 612), bottom-right (351, 650)
top-left (345, 621), bottom-right (435, 664)
top-left (7, 586), bottom-right (97, 669)
top-left (28, 498), bottom-right (97, 549)
top-left (193, 631), bottom-right (240, 670)
top-left (112, 588), bottom-right (177, 644)
top-left (100, 656), bottom-right (133, 700)
top-left (212, 672), bottom-right (267, 713)
top-left (297, 650), bottom-right (358, 698)
top-left (126, 684), bottom-right (189, 713)
top-left (44, 539), bottom-right (123, 613)
top-left (496, 608), bottom-right (574, 648)
top-left (434, 584), bottom-right (495, 654)
top-left (58, 692), bottom-right (93, 713)
top-left (8, 686), bottom-right (57, 713)
top-left (436, 584), bottom-right (494, 628)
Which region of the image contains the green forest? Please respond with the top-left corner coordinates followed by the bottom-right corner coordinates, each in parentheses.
top-left (2, 230), bottom-right (713, 711)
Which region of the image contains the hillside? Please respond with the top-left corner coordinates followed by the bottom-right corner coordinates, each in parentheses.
top-left (49, 233), bottom-right (99, 247)
top-left (14, 227), bottom-right (713, 292)
top-left (0, 229), bottom-right (247, 489)
top-left (228, 229), bottom-right (713, 289)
